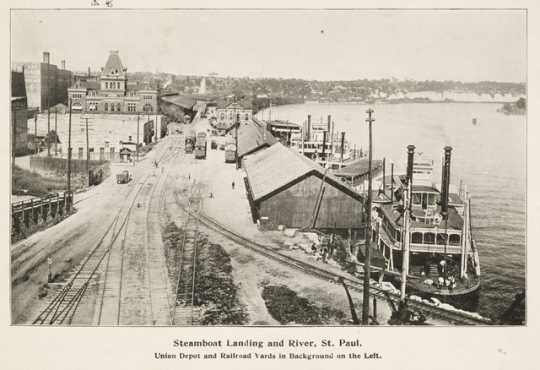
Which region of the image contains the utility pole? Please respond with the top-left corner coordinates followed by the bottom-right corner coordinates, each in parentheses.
top-left (11, 105), bottom-right (16, 168)
top-left (361, 108), bottom-right (375, 325)
top-left (85, 117), bottom-right (90, 177)
top-left (235, 113), bottom-right (240, 169)
top-left (400, 181), bottom-right (412, 300)
top-left (54, 109), bottom-right (58, 156)
top-left (67, 99), bottom-right (72, 195)
top-left (390, 163), bottom-right (394, 203)
top-left (34, 115), bottom-right (38, 154)
top-left (136, 113), bottom-right (140, 162)
top-left (46, 56), bottom-right (51, 157)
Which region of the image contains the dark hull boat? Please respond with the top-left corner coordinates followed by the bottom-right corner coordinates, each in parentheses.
top-left (367, 145), bottom-right (481, 311)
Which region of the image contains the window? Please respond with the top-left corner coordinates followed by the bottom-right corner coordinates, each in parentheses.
top-left (105, 82), bottom-right (109, 89)
top-left (220, 113), bottom-right (225, 120)
top-left (411, 232), bottom-right (423, 244)
top-left (78, 147), bottom-right (83, 159)
top-left (104, 103), bottom-right (108, 111)
top-left (436, 233), bottom-right (448, 245)
top-left (449, 234), bottom-right (461, 246)
top-left (110, 104), bottom-right (114, 112)
top-left (423, 232), bottom-right (435, 244)
top-left (127, 103), bottom-right (136, 112)
top-left (117, 82), bottom-right (120, 89)
top-left (245, 113), bottom-right (249, 120)
top-left (428, 193), bottom-right (437, 206)
top-left (413, 193), bottom-right (422, 205)
top-left (117, 103), bottom-right (121, 112)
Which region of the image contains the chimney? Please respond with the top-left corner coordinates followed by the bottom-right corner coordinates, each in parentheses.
top-left (43, 51), bottom-right (50, 64)
top-left (88, 66), bottom-right (91, 77)
top-left (322, 131), bottom-right (327, 161)
top-left (440, 146), bottom-right (452, 219)
top-left (307, 114), bottom-right (311, 141)
top-left (406, 145), bottom-right (416, 209)
top-left (330, 119), bottom-right (335, 155)
top-left (340, 131), bottom-right (345, 163)
top-left (382, 157), bottom-right (386, 195)
top-left (327, 114), bottom-right (331, 133)
top-left (61, 60), bottom-right (66, 70)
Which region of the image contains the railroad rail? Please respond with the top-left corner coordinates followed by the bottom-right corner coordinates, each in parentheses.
top-left (35, 138), bottom-right (180, 326)
top-left (33, 179), bottom-right (147, 325)
top-left (173, 189), bottom-right (203, 325)
top-left (177, 200), bottom-right (491, 326)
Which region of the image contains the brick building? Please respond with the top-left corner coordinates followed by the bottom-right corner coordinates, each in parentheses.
top-left (12, 52), bottom-right (73, 112)
top-left (11, 70), bottom-right (28, 154)
top-left (67, 50), bottom-right (158, 114)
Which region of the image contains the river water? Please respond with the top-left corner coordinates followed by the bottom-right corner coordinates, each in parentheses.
top-left (258, 102), bottom-right (526, 320)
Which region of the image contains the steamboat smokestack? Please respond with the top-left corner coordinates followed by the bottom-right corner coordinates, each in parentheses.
top-left (406, 145), bottom-right (416, 209)
top-left (307, 114), bottom-right (311, 141)
top-left (327, 115), bottom-right (332, 133)
top-left (322, 131), bottom-right (327, 162)
top-left (440, 146), bottom-right (452, 219)
top-left (340, 131), bottom-right (345, 163)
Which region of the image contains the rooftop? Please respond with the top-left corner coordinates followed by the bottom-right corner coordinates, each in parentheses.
top-left (334, 158), bottom-right (384, 178)
top-left (243, 142), bottom-right (364, 203)
top-left (103, 50), bottom-right (125, 76)
top-left (237, 118), bottom-right (278, 158)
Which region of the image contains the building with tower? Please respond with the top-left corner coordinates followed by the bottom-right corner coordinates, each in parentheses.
top-left (67, 50), bottom-right (158, 114)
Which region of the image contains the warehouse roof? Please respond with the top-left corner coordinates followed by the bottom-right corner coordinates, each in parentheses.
top-left (243, 142), bottom-right (364, 202)
top-left (334, 158), bottom-right (383, 178)
top-left (237, 118), bottom-right (278, 159)
top-left (160, 94), bottom-right (197, 110)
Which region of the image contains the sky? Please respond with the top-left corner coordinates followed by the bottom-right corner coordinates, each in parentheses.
top-left (10, 9), bottom-right (527, 82)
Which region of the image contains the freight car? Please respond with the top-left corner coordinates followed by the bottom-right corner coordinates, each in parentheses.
top-left (224, 143), bottom-right (236, 163)
top-left (194, 132), bottom-right (208, 159)
top-left (185, 129), bottom-right (196, 153)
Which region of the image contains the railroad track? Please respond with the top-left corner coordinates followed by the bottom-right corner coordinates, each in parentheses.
top-left (172, 189), bottom-right (203, 325)
top-left (175, 198), bottom-right (491, 326)
top-left (33, 176), bottom-right (151, 325)
top-left (96, 138), bottom-right (180, 326)
top-left (35, 138), bottom-right (179, 326)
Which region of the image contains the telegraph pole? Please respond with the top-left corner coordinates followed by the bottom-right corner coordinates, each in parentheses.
top-left (136, 112), bottom-right (140, 162)
top-left (361, 108), bottom-right (375, 325)
top-left (47, 57), bottom-right (51, 157)
top-left (67, 99), bottom-right (72, 194)
top-left (54, 109), bottom-right (58, 156)
top-left (235, 113), bottom-right (240, 169)
top-left (85, 117), bottom-right (90, 175)
top-left (34, 115), bottom-right (38, 154)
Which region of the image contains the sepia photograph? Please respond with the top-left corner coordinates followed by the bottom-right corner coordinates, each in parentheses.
top-left (9, 7), bottom-right (526, 328)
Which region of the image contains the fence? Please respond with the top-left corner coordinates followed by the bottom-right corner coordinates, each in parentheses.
top-left (11, 192), bottom-right (74, 242)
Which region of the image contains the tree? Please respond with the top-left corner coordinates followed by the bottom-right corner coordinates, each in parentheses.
top-left (516, 97), bottom-right (526, 110)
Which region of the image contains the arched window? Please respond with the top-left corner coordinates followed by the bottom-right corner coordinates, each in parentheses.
top-left (423, 232), bottom-right (435, 244)
top-left (436, 233), bottom-right (448, 245)
top-left (229, 112), bottom-right (233, 120)
top-left (105, 82), bottom-right (109, 89)
top-left (449, 234), bottom-right (461, 245)
top-left (220, 113), bottom-right (225, 120)
top-left (117, 103), bottom-right (121, 112)
top-left (117, 82), bottom-right (120, 89)
top-left (411, 232), bottom-right (423, 244)
top-left (111, 104), bottom-right (115, 112)
top-left (245, 113), bottom-right (249, 120)
top-left (104, 102), bottom-right (108, 111)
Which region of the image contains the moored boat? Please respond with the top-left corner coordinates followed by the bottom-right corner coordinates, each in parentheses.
top-left (367, 145), bottom-right (481, 309)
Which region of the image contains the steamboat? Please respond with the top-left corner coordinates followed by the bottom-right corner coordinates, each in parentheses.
top-left (369, 145), bottom-right (481, 309)
top-left (288, 114), bottom-right (363, 169)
